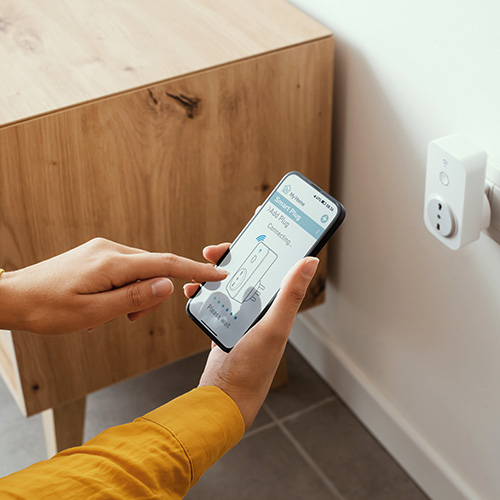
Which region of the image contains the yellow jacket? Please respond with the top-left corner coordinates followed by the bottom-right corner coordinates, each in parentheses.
top-left (0, 386), bottom-right (245, 499)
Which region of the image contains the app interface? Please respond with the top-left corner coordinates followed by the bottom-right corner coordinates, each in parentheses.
top-left (188, 173), bottom-right (338, 349)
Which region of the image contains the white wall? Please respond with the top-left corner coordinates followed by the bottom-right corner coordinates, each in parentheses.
top-left (288, 1), bottom-right (500, 499)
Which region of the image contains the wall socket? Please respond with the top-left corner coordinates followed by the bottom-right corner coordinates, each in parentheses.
top-left (426, 197), bottom-right (456, 238)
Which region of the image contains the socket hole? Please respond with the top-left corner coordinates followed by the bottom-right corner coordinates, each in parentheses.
top-left (437, 214), bottom-right (441, 219)
top-left (436, 223), bottom-right (441, 230)
top-left (438, 203), bottom-right (442, 210)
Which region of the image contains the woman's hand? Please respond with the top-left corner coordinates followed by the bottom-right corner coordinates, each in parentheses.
top-left (184, 243), bottom-right (319, 431)
top-left (0, 238), bottom-right (228, 335)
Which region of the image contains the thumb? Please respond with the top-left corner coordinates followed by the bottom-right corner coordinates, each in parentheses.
top-left (88, 278), bottom-right (174, 325)
top-left (243, 257), bottom-right (319, 347)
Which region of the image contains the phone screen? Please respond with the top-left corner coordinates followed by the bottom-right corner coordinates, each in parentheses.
top-left (186, 171), bottom-right (345, 351)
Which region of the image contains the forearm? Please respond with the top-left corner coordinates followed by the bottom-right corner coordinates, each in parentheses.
top-left (0, 386), bottom-right (245, 499)
top-left (0, 270), bottom-right (29, 332)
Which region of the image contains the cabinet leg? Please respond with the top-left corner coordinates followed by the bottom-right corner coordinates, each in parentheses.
top-left (42, 397), bottom-right (86, 458)
top-left (271, 354), bottom-right (289, 390)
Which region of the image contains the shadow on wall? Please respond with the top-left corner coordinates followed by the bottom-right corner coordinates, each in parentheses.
top-left (321, 35), bottom-right (500, 351)
top-left (326, 39), bottom-right (427, 296)
top-left (326, 35), bottom-right (500, 300)
top-left (295, 15), bottom-right (500, 500)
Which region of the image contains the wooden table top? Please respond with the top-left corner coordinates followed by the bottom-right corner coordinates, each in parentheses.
top-left (0, 0), bottom-right (330, 128)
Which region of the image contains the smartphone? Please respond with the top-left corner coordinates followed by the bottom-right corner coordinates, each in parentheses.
top-left (186, 171), bottom-right (345, 352)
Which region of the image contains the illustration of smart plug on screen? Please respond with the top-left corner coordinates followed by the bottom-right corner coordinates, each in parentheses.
top-left (226, 241), bottom-right (277, 304)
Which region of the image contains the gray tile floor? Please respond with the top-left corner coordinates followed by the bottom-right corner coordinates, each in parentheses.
top-left (0, 345), bottom-right (429, 499)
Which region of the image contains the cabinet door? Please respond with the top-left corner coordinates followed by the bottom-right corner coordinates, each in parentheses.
top-left (0, 38), bottom-right (334, 415)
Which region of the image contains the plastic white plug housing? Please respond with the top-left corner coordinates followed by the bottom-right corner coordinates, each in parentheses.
top-left (424, 134), bottom-right (490, 250)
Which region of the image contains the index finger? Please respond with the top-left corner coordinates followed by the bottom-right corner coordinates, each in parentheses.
top-left (112, 252), bottom-right (229, 286)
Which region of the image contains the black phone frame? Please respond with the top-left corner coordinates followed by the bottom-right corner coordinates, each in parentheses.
top-left (186, 170), bottom-right (346, 352)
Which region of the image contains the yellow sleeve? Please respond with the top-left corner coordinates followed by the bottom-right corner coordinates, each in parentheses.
top-left (0, 386), bottom-right (245, 499)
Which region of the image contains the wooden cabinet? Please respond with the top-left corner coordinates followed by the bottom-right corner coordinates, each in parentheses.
top-left (0, 0), bottom-right (333, 454)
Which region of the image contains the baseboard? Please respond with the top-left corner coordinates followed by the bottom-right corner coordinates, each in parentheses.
top-left (290, 312), bottom-right (480, 500)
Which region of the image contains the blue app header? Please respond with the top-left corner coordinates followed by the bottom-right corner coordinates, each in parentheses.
top-left (269, 192), bottom-right (325, 239)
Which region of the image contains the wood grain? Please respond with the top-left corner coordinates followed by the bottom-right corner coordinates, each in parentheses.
top-left (0, 330), bottom-right (25, 414)
top-left (0, 0), bottom-right (331, 127)
top-left (42, 397), bottom-right (86, 457)
top-left (0, 37), bottom-right (334, 416)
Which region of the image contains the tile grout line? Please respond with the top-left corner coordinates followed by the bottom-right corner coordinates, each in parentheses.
top-left (280, 396), bottom-right (336, 424)
top-left (244, 396), bottom-right (335, 440)
top-left (264, 402), bottom-right (348, 500)
top-left (243, 421), bottom-right (277, 440)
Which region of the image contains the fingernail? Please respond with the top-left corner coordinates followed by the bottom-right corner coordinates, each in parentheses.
top-left (151, 278), bottom-right (173, 297)
top-left (301, 257), bottom-right (319, 279)
top-left (215, 267), bottom-right (229, 276)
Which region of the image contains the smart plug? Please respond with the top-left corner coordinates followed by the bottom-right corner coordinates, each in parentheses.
top-left (424, 134), bottom-right (490, 250)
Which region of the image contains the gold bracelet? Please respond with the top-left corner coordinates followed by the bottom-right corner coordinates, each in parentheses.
top-left (0, 269), bottom-right (4, 278)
